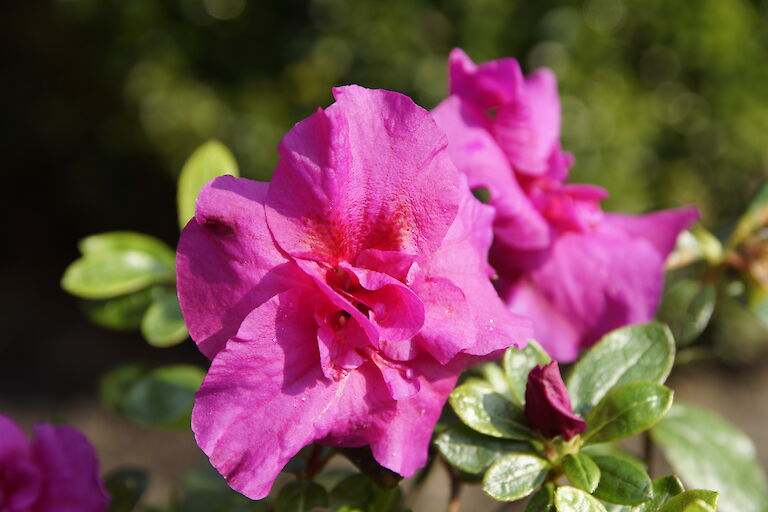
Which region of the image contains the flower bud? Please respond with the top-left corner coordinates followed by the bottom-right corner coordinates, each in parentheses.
top-left (524, 361), bottom-right (585, 440)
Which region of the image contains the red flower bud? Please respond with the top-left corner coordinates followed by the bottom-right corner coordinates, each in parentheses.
top-left (524, 361), bottom-right (585, 440)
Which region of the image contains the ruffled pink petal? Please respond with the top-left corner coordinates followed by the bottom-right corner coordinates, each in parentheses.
top-left (31, 425), bottom-right (109, 512)
top-left (354, 249), bottom-right (417, 283)
top-left (192, 289), bottom-right (341, 500)
top-left (604, 206), bottom-right (700, 256)
top-left (432, 95), bottom-right (550, 250)
top-left (177, 175), bottom-right (304, 358)
top-left (448, 48), bottom-right (523, 110)
top-left (266, 85), bottom-right (460, 265)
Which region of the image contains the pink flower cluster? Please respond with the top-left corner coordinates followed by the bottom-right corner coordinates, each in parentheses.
top-left (176, 50), bottom-right (696, 498)
top-left (0, 414), bottom-right (109, 512)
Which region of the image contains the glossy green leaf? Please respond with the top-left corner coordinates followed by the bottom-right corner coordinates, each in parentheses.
top-left (435, 423), bottom-right (533, 474)
top-left (658, 491), bottom-right (719, 512)
top-left (105, 467), bottom-right (147, 512)
top-left (567, 323), bottom-right (675, 416)
top-left (632, 475), bottom-right (686, 512)
top-left (275, 481), bottom-right (328, 512)
top-left (554, 486), bottom-right (607, 512)
top-left (526, 483), bottom-right (555, 512)
top-left (482, 454), bottom-right (550, 501)
top-left (652, 403), bottom-right (768, 512)
top-left (563, 453), bottom-right (601, 493)
top-left (480, 362), bottom-right (512, 397)
top-left (83, 289), bottom-right (153, 330)
top-left (449, 382), bottom-right (532, 439)
top-left (581, 443), bottom-right (647, 470)
top-left (682, 500), bottom-right (716, 512)
top-left (657, 280), bottom-right (716, 346)
top-left (591, 455), bottom-right (652, 505)
top-left (177, 140), bottom-right (239, 228)
top-left (63, 233), bottom-right (176, 299)
top-left (121, 365), bottom-right (204, 428)
top-left (583, 382), bottom-right (673, 444)
top-left (141, 287), bottom-right (188, 347)
top-left (502, 340), bottom-right (551, 406)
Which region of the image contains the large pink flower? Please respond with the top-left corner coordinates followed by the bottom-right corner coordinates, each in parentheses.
top-left (0, 413), bottom-right (109, 512)
top-left (177, 85), bottom-right (531, 499)
top-left (433, 49), bottom-right (698, 361)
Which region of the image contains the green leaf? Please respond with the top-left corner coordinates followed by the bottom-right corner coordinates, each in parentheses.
top-left (583, 381), bottom-right (673, 444)
top-left (729, 182), bottom-right (768, 248)
top-left (83, 289), bottom-right (154, 330)
top-left (480, 362), bottom-right (513, 397)
top-left (435, 423), bottom-right (533, 474)
top-left (682, 501), bottom-right (716, 512)
top-left (632, 476), bottom-right (686, 512)
top-left (657, 280), bottom-right (716, 346)
top-left (449, 382), bottom-right (532, 439)
top-left (105, 467), bottom-right (148, 512)
top-left (554, 486), bottom-right (607, 512)
top-left (526, 483), bottom-right (555, 512)
top-left (563, 453), bottom-right (601, 494)
top-left (179, 464), bottom-right (269, 512)
top-left (121, 365), bottom-right (204, 428)
top-left (141, 287), bottom-right (188, 347)
top-left (658, 491), bottom-right (719, 512)
top-left (63, 232), bottom-right (176, 299)
top-left (652, 402), bottom-right (768, 512)
top-left (177, 140), bottom-right (239, 228)
top-left (482, 454), bottom-right (550, 501)
top-left (667, 227), bottom-right (723, 269)
top-left (329, 474), bottom-right (401, 512)
top-left (101, 365), bottom-right (146, 413)
top-left (567, 323), bottom-right (675, 416)
top-left (591, 455), bottom-right (652, 505)
top-left (275, 481), bottom-right (329, 512)
top-left (581, 443), bottom-right (647, 470)
top-left (502, 340), bottom-right (551, 406)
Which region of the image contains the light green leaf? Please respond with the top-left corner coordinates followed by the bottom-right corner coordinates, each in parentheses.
top-left (555, 486), bottom-right (607, 512)
top-left (567, 323), bottom-right (675, 416)
top-left (652, 403), bottom-right (768, 512)
top-left (79, 232), bottom-right (176, 265)
top-left (583, 382), bottom-right (673, 444)
top-left (657, 280), bottom-right (716, 346)
top-left (667, 227), bottom-right (723, 269)
top-left (141, 287), bottom-right (188, 347)
top-left (275, 481), bottom-right (328, 512)
top-left (682, 500), bottom-right (716, 512)
top-left (632, 475), bottom-right (686, 512)
top-left (435, 423), bottom-right (533, 474)
top-left (83, 288), bottom-right (153, 330)
top-left (449, 382), bottom-right (532, 439)
top-left (480, 362), bottom-right (513, 397)
top-left (482, 454), bottom-right (550, 501)
top-left (105, 467), bottom-right (147, 512)
top-left (592, 455), bottom-right (652, 505)
top-left (658, 491), bottom-right (719, 512)
top-left (177, 140), bottom-right (239, 228)
top-left (121, 365), bottom-right (205, 429)
top-left (563, 453), bottom-right (601, 494)
top-left (503, 340), bottom-right (551, 406)
top-left (526, 483), bottom-right (555, 512)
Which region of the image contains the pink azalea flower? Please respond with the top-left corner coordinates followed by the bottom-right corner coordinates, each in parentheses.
top-left (433, 49), bottom-right (699, 361)
top-left (0, 413), bottom-right (109, 512)
top-left (524, 362), bottom-right (585, 441)
top-left (177, 85), bottom-right (531, 499)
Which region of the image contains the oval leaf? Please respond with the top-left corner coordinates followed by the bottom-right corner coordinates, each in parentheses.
top-left (79, 232), bottom-right (176, 265)
top-left (177, 140), bottom-right (239, 228)
top-left (482, 454), bottom-right (550, 501)
top-left (583, 382), bottom-right (673, 444)
top-left (592, 455), bottom-right (652, 505)
top-left (141, 287), bottom-right (188, 347)
top-left (554, 486), bottom-right (607, 512)
top-left (503, 340), bottom-right (551, 406)
top-left (567, 323), bottom-right (675, 416)
top-left (449, 382), bottom-right (532, 439)
top-left (563, 453), bottom-right (601, 494)
top-left (652, 402), bottom-right (768, 512)
top-left (657, 280), bottom-right (716, 346)
top-left (275, 481), bottom-right (328, 512)
top-left (83, 289), bottom-right (154, 330)
top-left (632, 475), bottom-right (686, 512)
top-left (122, 365), bottom-right (205, 429)
top-left (526, 483), bottom-right (555, 512)
top-left (435, 424), bottom-right (533, 474)
top-left (658, 490), bottom-right (719, 512)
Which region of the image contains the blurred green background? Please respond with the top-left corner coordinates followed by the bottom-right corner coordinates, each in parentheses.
top-left (3, 0), bottom-right (768, 393)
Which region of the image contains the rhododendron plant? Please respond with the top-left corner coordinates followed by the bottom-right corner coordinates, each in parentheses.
top-left (433, 48), bottom-right (699, 361)
top-left (176, 85), bottom-right (532, 499)
top-left (0, 413), bottom-right (109, 512)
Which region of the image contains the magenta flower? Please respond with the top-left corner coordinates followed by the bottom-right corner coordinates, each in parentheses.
top-left (0, 413), bottom-right (109, 512)
top-left (524, 362), bottom-right (585, 441)
top-left (433, 48), bottom-right (698, 361)
top-left (177, 85), bottom-right (531, 499)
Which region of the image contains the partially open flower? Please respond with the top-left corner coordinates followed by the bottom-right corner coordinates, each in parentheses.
top-left (524, 362), bottom-right (585, 441)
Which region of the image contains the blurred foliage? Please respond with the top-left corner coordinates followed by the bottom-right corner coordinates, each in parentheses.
top-left (9, 0), bottom-right (768, 226)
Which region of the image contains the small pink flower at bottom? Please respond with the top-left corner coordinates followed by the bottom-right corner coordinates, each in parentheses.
top-left (177, 85), bottom-right (532, 500)
top-left (524, 362), bottom-right (585, 441)
top-left (0, 413), bottom-right (109, 512)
